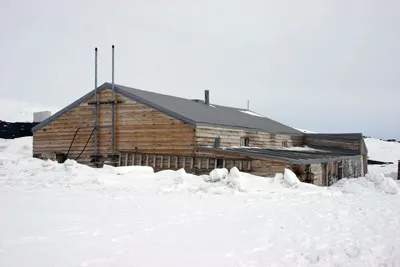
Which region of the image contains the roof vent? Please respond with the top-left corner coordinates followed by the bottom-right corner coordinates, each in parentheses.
top-left (205, 90), bottom-right (209, 105)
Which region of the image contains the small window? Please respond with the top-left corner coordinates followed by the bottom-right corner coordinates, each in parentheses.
top-left (282, 141), bottom-right (288, 147)
top-left (214, 136), bottom-right (221, 148)
top-left (240, 137), bottom-right (250, 147)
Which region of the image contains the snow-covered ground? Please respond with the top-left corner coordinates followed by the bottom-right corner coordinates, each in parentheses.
top-left (0, 100), bottom-right (399, 266)
top-left (1, 137), bottom-right (400, 267)
top-left (364, 137), bottom-right (400, 163)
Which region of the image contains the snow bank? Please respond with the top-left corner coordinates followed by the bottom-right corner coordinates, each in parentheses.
top-left (364, 137), bottom-right (400, 163)
top-left (205, 168), bottom-right (228, 182)
top-left (1, 137), bottom-right (400, 266)
top-left (283, 168), bottom-right (300, 187)
top-left (0, 137), bottom-right (33, 157)
top-left (332, 173), bottom-right (399, 195)
top-left (0, 137), bottom-right (398, 197)
top-left (103, 165), bottom-right (154, 175)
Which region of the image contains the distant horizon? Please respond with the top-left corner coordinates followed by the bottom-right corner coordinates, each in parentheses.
top-left (0, 93), bottom-right (397, 141)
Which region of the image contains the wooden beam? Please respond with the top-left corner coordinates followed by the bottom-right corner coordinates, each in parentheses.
top-left (118, 153), bottom-right (122, 167)
top-left (206, 158), bottom-right (209, 169)
top-left (125, 153), bottom-right (128, 166)
top-left (168, 156), bottom-right (171, 168)
top-left (160, 155), bottom-right (163, 168)
top-left (183, 157), bottom-right (186, 169)
top-left (139, 154), bottom-right (142, 166)
top-left (175, 156), bottom-right (178, 169)
top-left (190, 157), bottom-right (193, 169)
top-left (132, 153), bottom-right (135, 166)
top-left (153, 155), bottom-right (156, 168)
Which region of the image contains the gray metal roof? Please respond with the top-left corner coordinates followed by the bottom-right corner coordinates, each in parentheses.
top-left (33, 82), bottom-right (302, 134)
top-left (200, 146), bottom-right (360, 164)
top-left (117, 84), bottom-right (302, 134)
top-left (304, 133), bottom-right (363, 141)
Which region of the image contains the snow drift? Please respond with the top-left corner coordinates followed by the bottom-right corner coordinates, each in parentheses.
top-left (1, 137), bottom-right (400, 267)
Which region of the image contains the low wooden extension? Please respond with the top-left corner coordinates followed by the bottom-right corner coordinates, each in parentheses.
top-left (119, 152), bottom-right (252, 174)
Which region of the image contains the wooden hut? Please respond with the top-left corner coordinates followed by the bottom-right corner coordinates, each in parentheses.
top-left (32, 82), bottom-right (368, 186)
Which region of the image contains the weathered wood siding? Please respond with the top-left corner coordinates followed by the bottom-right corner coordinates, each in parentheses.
top-left (309, 156), bottom-right (363, 187)
top-left (120, 151), bottom-right (252, 174)
top-left (33, 89), bottom-right (195, 164)
top-left (304, 135), bottom-right (360, 151)
top-left (343, 156), bottom-right (363, 178)
top-left (195, 125), bottom-right (303, 149)
top-left (311, 164), bottom-right (324, 186)
top-left (104, 90), bottom-right (195, 155)
top-left (251, 158), bottom-right (287, 177)
top-left (33, 99), bottom-right (96, 164)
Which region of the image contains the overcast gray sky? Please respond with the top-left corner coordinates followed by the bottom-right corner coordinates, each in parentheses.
top-left (1, 0), bottom-right (399, 139)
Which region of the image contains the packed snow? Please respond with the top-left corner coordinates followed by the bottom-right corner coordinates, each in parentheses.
top-left (1, 137), bottom-right (400, 267)
top-left (239, 110), bottom-right (263, 117)
top-left (294, 128), bottom-right (317, 133)
top-left (364, 137), bottom-right (400, 163)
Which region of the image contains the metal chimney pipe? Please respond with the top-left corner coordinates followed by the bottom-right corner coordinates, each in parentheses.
top-left (111, 45), bottom-right (115, 155)
top-left (205, 90), bottom-right (209, 105)
top-left (94, 47), bottom-right (98, 155)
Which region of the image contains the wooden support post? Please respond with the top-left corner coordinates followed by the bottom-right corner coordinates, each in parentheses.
top-left (160, 156), bottom-right (163, 168)
top-left (124, 153), bottom-right (128, 166)
top-left (153, 155), bottom-right (156, 168)
top-left (248, 161), bottom-right (251, 170)
top-left (139, 154), bottom-right (142, 166)
top-left (132, 153), bottom-right (135, 166)
top-left (118, 153), bottom-right (122, 167)
top-left (175, 156), bottom-right (178, 169)
top-left (223, 159), bottom-right (225, 168)
top-left (183, 157), bottom-right (186, 169)
top-left (145, 155), bottom-right (149, 166)
top-left (398, 160), bottom-right (400, 180)
top-left (168, 156), bottom-right (171, 168)
top-left (206, 158), bottom-right (209, 169)
top-left (190, 157), bottom-right (194, 169)
top-left (214, 159), bottom-right (217, 169)
top-left (197, 158), bottom-right (201, 169)
top-left (239, 160), bottom-right (243, 170)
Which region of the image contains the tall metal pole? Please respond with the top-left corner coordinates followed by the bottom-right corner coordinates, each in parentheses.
top-left (94, 47), bottom-right (98, 155)
top-left (111, 45), bottom-right (115, 155)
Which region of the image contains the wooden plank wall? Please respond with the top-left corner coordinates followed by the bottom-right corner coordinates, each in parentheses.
top-left (33, 101), bottom-right (96, 164)
top-left (250, 158), bottom-right (287, 177)
top-left (303, 135), bottom-right (361, 151)
top-left (119, 152), bottom-right (252, 174)
top-left (100, 90), bottom-right (195, 155)
top-left (33, 89), bottom-right (195, 164)
top-left (195, 125), bottom-right (303, 149)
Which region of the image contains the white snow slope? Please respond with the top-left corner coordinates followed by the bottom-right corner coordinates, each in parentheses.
top-left (1, 137), bottom-right (400, 267)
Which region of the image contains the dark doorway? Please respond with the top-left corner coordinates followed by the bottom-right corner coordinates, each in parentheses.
top-left (338, 161), bottom-right (343, 180)
top-left (216, 158), bottom-right (224, 168)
